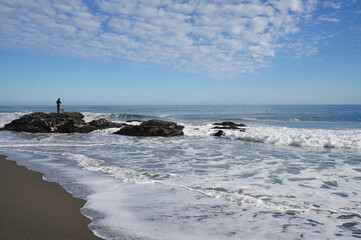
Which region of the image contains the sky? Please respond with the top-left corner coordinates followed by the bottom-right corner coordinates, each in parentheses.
top-left (0, 0), bottom-right (360, 105)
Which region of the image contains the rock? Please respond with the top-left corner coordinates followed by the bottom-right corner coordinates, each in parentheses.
top-left (213, 130), bottom-right (224, 137)
top-left (3, 112), bottom-right (123, 133)
top-left (205, 187), bottom-right (228, 192)
top-left (213, 121), bottom-right (246, 128)
top-left (88, 118), bottom-right (126, 129)
top-left (337, 214), bottom-right (361, 219)
top-left (114, 119), bottom-right (184, 137)
top-left (213, 121), bottom-right (246, 132)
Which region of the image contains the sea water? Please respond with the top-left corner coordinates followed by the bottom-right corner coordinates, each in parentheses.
top-left (0, 105), bottom-right (360, 239)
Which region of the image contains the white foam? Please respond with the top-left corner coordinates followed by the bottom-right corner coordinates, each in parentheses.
top-left (189, 186), bottom-right (304, 212)
top-left (82, 112), bottom-right (124, 123)
top-left (0, 112), bottom-right (29, 127)
top-left (183, 123), bottom-right (217, 137)
top-left (182, 123), bottom-right (361, 149)
top-left (157, 114), bottom-right (171, 118)
top-left (63, 151), bottom-right (310, 212)
top-left (70, 154), bottom-right (155, 184)
top-left (235, 126), bottom-right (361, 149)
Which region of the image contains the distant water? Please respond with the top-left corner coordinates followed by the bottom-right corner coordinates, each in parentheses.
top-left (0, 105), bottom-right (361, 239)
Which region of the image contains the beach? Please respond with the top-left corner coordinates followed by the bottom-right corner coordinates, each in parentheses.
top-left (0, 154), bottom-right (101, 240)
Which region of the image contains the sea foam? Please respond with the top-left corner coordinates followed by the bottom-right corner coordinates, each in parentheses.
top-left (235, 126), bottom-right (361, 149)
top-left (183, 124), bottom-right (361, 149)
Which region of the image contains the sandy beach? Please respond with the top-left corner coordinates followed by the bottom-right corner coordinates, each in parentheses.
top-left (0, 155), bottom-right (102, 240)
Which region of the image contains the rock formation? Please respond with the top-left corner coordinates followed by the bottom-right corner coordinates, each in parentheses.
top-left (88, 118), bottom-right (125, 129)
top-left (212, 121), bottom-right (246, 137)
top-left (3, 112), bottom-right (125, 133)
top-left (114, 119), bottom-right (184, 137)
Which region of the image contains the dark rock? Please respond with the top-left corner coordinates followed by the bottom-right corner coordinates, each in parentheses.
top-left (4, 112), bottom-right (84, 133)
top-left (337, 214), bottom-right (361, 219)
top-left (88, 118), bottom-right (126, 129)
top-left (3, 112), bottom-right (124, 133)
top-left (213, 121), bottom-right (246, 131)
top-left (213, 130), bottom-right (224, 137)
top-left (205, 187), bottom-right (227, 192)
top-left (213, 126), bottom-right (246, 132)
top-left (213, 121), bottom-right (246, 127)
top-left (114, 119), bottom-right (184, 137)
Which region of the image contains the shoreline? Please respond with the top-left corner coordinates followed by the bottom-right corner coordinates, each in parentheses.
top-left (0, 154), bottom-right (102, 240)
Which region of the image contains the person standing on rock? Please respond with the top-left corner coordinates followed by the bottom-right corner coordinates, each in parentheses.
top-left (56, 98), bottom-right (61, 113)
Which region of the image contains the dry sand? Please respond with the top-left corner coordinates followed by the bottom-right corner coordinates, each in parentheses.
top-left (0, 155), bottom-right (102, 240)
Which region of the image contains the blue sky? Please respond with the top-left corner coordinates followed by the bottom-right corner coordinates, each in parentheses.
top-left (0, 0), bottom-right (360, 105)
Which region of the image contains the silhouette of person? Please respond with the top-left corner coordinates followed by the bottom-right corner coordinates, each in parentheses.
top-left (56, 98), bottom-right (61, 113)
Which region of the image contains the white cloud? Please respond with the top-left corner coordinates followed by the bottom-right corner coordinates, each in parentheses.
top-left (322, 1), bottom-right (343, 9)
top-left (318, 16), bottom-right (341, 22)
top-left (0, 0), bottom-right (322, 78)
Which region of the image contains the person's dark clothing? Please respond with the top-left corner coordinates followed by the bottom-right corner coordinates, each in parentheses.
top-left (56, 99), bottom-right (61, 113)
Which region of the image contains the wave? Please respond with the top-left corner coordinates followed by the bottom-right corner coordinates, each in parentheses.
top-left (182, 186), bottom-right (359, 218)
top-left (235, 126), bottom-right (361, 149)
top-left (10, 148), bottom-right (357, 219)
top-left (69, 153), bottom-right (309, 213)
top-left (70, 153), bottom-right (177, 184)
top-left (82, 112), bottom-right (150, 122)
top-left (72, 156), bottom-right (334, 214)
top-left (8, 149), bottom-right (159, 184)
top-left (0, 112), bottom-right (29, 127)
top-left (82, 112), bottom-right (172, 122)
top-left (184, 124), bottom-right (361, 150)
top-left (184, 186), bottom-right (305, 212)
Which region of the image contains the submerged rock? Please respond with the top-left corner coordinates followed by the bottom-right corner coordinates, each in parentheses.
top-left (205, 187), bottom-right (228, 192)
top-left (213, 121), bottom-right (246, 128)
top-left (3, 112), bottom-right (124, 133)
top-left (213, 130), bottom-right (224, 137)
top-left (337, 214), bottom-right (361, 219)
top-left (114, 119), bottom-right (184, 137)
top-left (213, 121), bottom-right (246, 132)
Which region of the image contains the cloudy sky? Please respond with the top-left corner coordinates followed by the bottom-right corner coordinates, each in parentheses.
top-left (0, 0), bottom-right (360, 104)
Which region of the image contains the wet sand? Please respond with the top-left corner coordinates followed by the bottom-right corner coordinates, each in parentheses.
top-left (0, 155), bottom-right (102, 240)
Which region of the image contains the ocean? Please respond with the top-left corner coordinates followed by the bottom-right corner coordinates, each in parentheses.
top-left (0, 105), bottom-right (360, 239)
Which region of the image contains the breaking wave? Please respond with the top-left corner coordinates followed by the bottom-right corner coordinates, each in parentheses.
top-left (184, 124), bottom-right (361, 150)
top-left (235, 126), bottom-right (361, 149)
